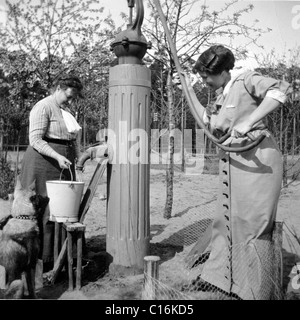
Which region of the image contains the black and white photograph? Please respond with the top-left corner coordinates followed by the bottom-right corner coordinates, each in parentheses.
top-left (0, 0), bottom-right (299, 304)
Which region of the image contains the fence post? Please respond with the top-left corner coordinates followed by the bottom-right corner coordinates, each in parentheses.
top-left (142, 256), bottom-right (160, 300)
top-left (272, 221), bottom-right (283, 299)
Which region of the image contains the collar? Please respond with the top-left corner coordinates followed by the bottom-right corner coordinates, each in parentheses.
top-left (217, 69), bottom-right (252, 99)
top-left (222, 78), bottom-right (234, 97)
top-left (215, 75), bottom-right (234, 99)
top-left (15, 215), bottom-right (37, 221)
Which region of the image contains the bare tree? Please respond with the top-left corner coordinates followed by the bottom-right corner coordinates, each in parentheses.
top-left (144, 0), bottom-right (267, 218)
top-left (0, 0), bottom-right (119, 150)
top-left (255, 47), bottom-right (300, 187)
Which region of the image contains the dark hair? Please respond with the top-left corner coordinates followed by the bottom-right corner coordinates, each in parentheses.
top-left (53, 74), bottom-right (84, 96)
top-left (192, 45), bottom-right (235, 75)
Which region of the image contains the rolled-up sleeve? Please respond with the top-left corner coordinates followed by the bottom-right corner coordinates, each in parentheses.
top-left (244, 72), bottom-right (292, 104)
top-left (266, 90), bottom-right (288, 104)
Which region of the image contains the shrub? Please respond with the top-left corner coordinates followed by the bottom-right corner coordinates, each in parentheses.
top-left (0, 156), bottom-right (15, 200)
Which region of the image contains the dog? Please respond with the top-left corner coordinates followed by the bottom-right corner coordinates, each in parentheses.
top-left (0, 178), bottom-right (49, 299)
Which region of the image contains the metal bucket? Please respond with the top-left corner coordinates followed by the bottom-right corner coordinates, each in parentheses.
top-left (46, 168), bottom-right (84, 223)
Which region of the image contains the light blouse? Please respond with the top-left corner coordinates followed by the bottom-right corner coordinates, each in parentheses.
top-left (29, 95), bottom-right (81, 158)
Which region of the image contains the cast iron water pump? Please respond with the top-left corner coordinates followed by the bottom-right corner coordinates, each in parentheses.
top-left (110, 0), bottom-right (151, 64)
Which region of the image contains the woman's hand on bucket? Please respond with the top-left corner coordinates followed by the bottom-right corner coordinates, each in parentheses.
top-left (57, 154), bottom-right (72, 169)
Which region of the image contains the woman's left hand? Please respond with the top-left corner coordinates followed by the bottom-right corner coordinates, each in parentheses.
top-left (231, 120), bottom-right (253, 138)
top-left (56, 154), bottom-right (72, 169)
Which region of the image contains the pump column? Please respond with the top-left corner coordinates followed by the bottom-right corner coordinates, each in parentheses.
top-left (106, 0), bottom-right (151, 275)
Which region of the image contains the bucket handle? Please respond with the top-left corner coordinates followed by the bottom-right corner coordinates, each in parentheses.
top-left (59, 166), bottom-right (75, 188)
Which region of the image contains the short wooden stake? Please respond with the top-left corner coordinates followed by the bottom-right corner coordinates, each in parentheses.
top-left (54, 222), bottom-right (60, 263)
top-left (142, 256), bottom-right (160, 300)
top-left (76, 231), bottom-right (83, 290)
top-left (272, 221), bottom-right (283, 298)
top-left (61, 227), bottom-right (67, 272)
top-left (0, 265), bottom-right (6, 289)
top-left (67, 231), bottom-right (73, 291)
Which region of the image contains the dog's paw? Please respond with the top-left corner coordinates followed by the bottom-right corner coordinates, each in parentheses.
top-left (43, 270), bottom-right (55, 286)
top-left (5, 280), bottom-right (24, 299)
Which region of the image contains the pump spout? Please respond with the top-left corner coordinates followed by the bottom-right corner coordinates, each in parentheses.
top-left (76, 144), bottom-right (113, 171)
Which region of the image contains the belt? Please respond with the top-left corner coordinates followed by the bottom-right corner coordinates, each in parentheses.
top-left (44, 137), bottom-right (75, 146)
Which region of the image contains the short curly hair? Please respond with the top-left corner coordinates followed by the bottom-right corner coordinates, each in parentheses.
top-left (53, 74), bottom-right (84, 97)
top-left (193, 45), bottom-right (235, 75)
top-left (55, 75), bottom-right (83, 90)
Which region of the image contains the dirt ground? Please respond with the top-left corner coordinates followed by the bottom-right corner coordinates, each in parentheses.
top-left (1, 154), bottom-right (300, 300)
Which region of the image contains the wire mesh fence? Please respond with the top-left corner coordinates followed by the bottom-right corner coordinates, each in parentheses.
top-left (142, 196), bottom-right (295, 300)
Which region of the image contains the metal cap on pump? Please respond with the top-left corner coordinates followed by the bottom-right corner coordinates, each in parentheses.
top-left (110, 0), bottom-right (151, 64)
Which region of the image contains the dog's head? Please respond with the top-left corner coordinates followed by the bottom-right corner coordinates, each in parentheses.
top-left (11, 177), bottom-right (49, 219)
top-left (29, 194), bottom-right (49, 219)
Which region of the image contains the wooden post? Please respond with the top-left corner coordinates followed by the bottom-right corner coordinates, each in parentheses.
top-left (292, 115), bottom-right (296, 160)
top-left (283, 129), bottom-right (288, 186)
top-left (54, 222), bottom-right (60, 263)
top-left (272, 221), bottom-right (283, 299)
top-left (76, 231), bottom-right (83, 290)
top-left (142, 256), bottom-right (161, 300)
top-left (107, 64), bottom-right (151, 275)
top-left (181, 94), bottom-right (185, 172)
top-left (0, 265), bottom-right (6, 289)
top-left (61, 226), bottom-right (67, 272)
top-left (67, 231), bottom-right (73, 291)
top-left (279, 107), bottom-right (283, 151)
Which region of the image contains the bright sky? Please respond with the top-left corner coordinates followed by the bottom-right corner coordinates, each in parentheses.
top-left (205, 0), bottom-right (300, 68)
top-left (1, 0), bottom-right (299, 67)
top-left (99, 0), bottom-right (300, 70)
top-left (216, 1), bottom-right (299, 48)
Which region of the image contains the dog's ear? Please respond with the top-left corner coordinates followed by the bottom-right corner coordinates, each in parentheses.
top-left (13, 176), bottom-right (23, 200)
top-left (14, 176), bottom-right (22, 191)
top-left (14, 176), bottom-right (35, 192)
top-left (30, 195), bottom-right (49, 215)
